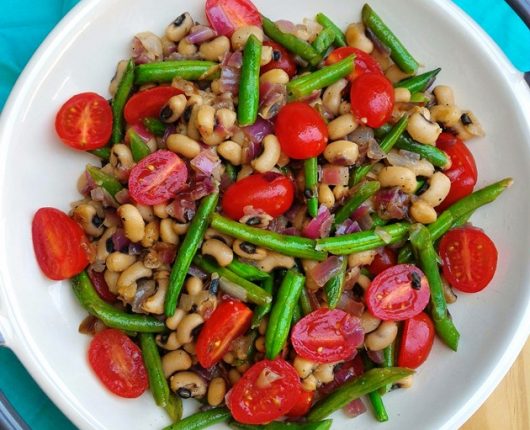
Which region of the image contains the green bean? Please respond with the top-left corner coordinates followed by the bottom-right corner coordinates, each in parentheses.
top-left (287, 55), bottom-right (354, 100)
top-left (211, 214), bottom-right (327, 260)
top-left (135, 60), bottom-right (219, 85)
top-left (86, 165), bottom-right (124, 197)
top-left (165, 192), bottom-right (219, 316)
top-left (374, 124), bottom-right (450, 169)
top-left (299, 286), bottom-right (314, 316)
top-left (305, 157), bottom-right (319, 217)
top-left (163, 408), bottom-right (231, 430)
top-left (292, 302), bottom-right (302, 324)
top-left (324, 257), bottom-right (347, 309)
top-left (230, 420), bottom-right (333, 430)
top-left (251, 274), bottom-right (275, 329)
top-left (308, 367), bottom-right (414, 421)
top-left (397, 178), bottom-right (513, 263)
top-left (262, 16), bottom-right (322, 66)
top-left (71, 271), bottom-right (165, 332)
top-left (361, 4), bottom-right (418, 74)
top-left (409, 224), bottom-right (460, 350)
top-left (334, 181), bottom-right (381, 226)
top-left (315, 13), bottom-right (347, 47)
top-left (227, 259), bottom-right (270, 281)
top-left (111, 59), bottom-right (135, 144)
top-left (139, 333), bottom-right (170, 407)
top-left (128, 129), bottom-right (151, 162)
top-left (361, 354), bottom-right (389, 422)
top-left (194, 255), bottom-right (271, 306)
top-left (143, 117), bottom-right (167, 137)
top-left (89, 147), bottom-right (111, 161)
top-left (380, 343), bottom-right (395, 394)
top-left (224, 162), bottom-right (238, 182)
top-left (265, 270), bottom-right (305, 359)
top-left (238, 35), bottom-right (262, 126)
top-left (351, 115), bottom-right (408, 185)
top-left (316, 223), bottom-right (409, 255)
top-left (312, 27), bottom-right (336, 55)
top-left (165, 394), bottom-right (183, 422)
top-left (394, 68), bottom-right (441, 93)
top-left (409, 92), bottom-right (429, 103)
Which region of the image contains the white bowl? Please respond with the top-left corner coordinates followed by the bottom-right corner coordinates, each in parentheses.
top-left (1, 0), bottom-right (529, 429)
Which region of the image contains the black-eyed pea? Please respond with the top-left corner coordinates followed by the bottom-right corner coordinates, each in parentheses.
top-left (442, 275), bottom-right (458, 304)
top-left (185, 276), bottom-right (204, 296)
top-left (141, 220), bottom-right (160, 248)
top-left (233, 239), bottom-right (268, 261)
top-left (236, 363), bottom-right (250, 374)
top-left (231, 25), bottom-right (263, 50)
top-left (420, 172), bottom-right (451, 207)
top-left (196, 104), bottom-right (216, 139)
top-left (161, 36), bottom-right (177, 57)
top-left (204, 228), bottom-right (233, 245)
top-left (166, 308), bottom-right (186, 330)
top-left (210, 79), bottom-right (222, 94)
top-left (357, 273), bottom-right (371, 290)
top-left (255, 336), bottom-right (266, 353)
top-left (384, 64), bottom-right (414, 83)
top-left (259, 69), bottom-right (289, 86)
top-left (178, 38), bottom-right (197, 56)
top-left (218, 140), bottom-right (242, 165)
top-left (170, 372), bottom-right (207, 398)
top-left (200, 36), bottom-right (230, 61)
top-left (410, 199), bottom-right (437, 225)
top-left (117, 204), bottom-right (145, 243)
top-left (117, 261), bottom-right (152, 291)
top-left (223, 352), bottom-right (235, 364)
top-left (407, 108), bottom-right (442, 145)
top-left (318, 184), bottom-right (335, 208)
top-left (333, 185), bottom-right (349, 201)
top-left (142, 278), bottom-right (168, 314)
top-left (338, 101), bottom-right (351, 115)
top-left (72, 203), bottom-right (104, 237)
top-left (348, 250), bottom-right (377, 268)
top-left (228, 369), bottom-right (241, 385)
top-left (106, 252), bottom-right (136, 272)
top-left (207, 377), bottom-right (227, 406)
top-left (397, 374), bottom-right (414, 388)
top-left (176, 313), bottom-right (204, 344)
top-left (237, 165), bottom-right (254, 180)
top-left (328, 114), bottom-right (358, 140)
top-left (260, 45), bottom-right (273, 66)
top-left (378, 166), bottom-right (418, 194)
top-left (460, 111), bottom-right (484, 138)
top-left (153, 203), bottom-right (169, 219)
top-left (202, 238), bottom-right (234, 267)
top-left (187, 103), bottom-right (202, 141)
top-left (160, 218), bottom-right (180, 245)
top-left (110, 144), bottom-right (134, 169)
top-left (429, 104), bottom-right (461, 127)
top-left (345, 22), bottom-right (373, 53)
top-left (109, 60), bottom-right (129, 97)
top-left (302, 375), bottom-right (318, 392)
top-left (162, 350), bottom-right (193, 378)
top-left (216, 108), bottom-right (237, 131)
top-left (322, 79), bottom-right (348, 117)
top-left (156, 332), bottom-right (182, 351)
top-left (258, 318), bottom-right (268, 336)
top-left (173, 223), bottom-right (189, 236)
top-left (365, 321), bottom-right (398, 351)
top-left (433, 85), bottom-right (455, 106)
top-left (182, 342), bottom-right (196, 355)
top-left (314, 364), bottom-right (335, 385)
top-left (202, 131), bottom-right (225, 146)
top-left (160, 94), bottom-right (187, 123)
top-left (277, 152), bottom-right (290, 168)
top-left (293, 356), bottom-right (318, 379)
top-left (166, 13), bottom-right (194, 42)
top-left (323, 140), bottom-right (359, 165)
top-left (104, 269), bottom-right (120, 294)
top-left (360, 311), bottom-right (381, 334)
top-left (394, 87), bottom-right (411, 103)
top-left (256, 251), bottom-right (295, 272)
top-left (251, 134), bottom-right (281, 173)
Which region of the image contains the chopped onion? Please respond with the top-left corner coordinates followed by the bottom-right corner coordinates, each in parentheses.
top-left (343, 398), bottom-right (367, 418)
top-left (90, 187), bottom-right (119, 208)
top-left (167, 198), bottom-right (196, 223)
top-left (319, 356), bottom-right (363, 397)
top-left (132, 32), bottom-right (163, 64)
top-left (303, 18), bottom-right (323, 41)
top-left (131, 279), bottom-right (156, 313)
top-left (321, 165), bottom-right (349, 186)
top-left (303, 205), bottom-right (334, 239)
top-left (343, 267), bottom-right (361, 291)
top-left (375, 226), bottom-right (393, 244)
top-left (191, 150), bottom-right (221, 176)
top-left (111, 229), bottom-right (130, 252)
top-left (186, 25), bottom-right (217, 44)
top-left (367, 139), bottom-right (386, 160)
top-left (242, 117), bottom-right (274, 144)
top-left (220, 51), bottom-right (242, 94)
top-left (387, 149), bottom-right (421, 170)
top-left (309, 256), bottom-right (344, 287)
top-left (373, 187), bottom-right (410, 220)
top-left (219, 278), bottom-right (248, 302)
top-left (335, 219), bottom-right (362, 236)
top-left (367, 349), bottom-right (385, 365)
top-left (115, 188), bottom-right (131, 205)
top-left (153, 242), bottom-right (177, 265)
top-left (275, 19), bottom-right (297, 34)
top-left (259, 83), bottom-right (287, 120)
top-left (348, 126), bottom-right (375, 145)
top-left (337, 292), bottom-right (364, 317)
top-left (351, 203), bottom-right (374, 231)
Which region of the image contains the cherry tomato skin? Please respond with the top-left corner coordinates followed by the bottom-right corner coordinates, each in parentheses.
top-left (291, 308), bottom-right (364, 363)
top-left (366, 264), bottom-right (430, 321)
top-left (227, 359), bottom-right (302, 424)
top-left (439, 227), bottom-right (498, 293)
top-left (326, 47), bottom-right (383, 81)
top-left (435, 133), bottom-right (478, 211)
top-left (32, 208), bottom-right (89, 280)
top-left (286, 390), bottom-right (314, 417)
top-left (368, 247), bottom-right (397, 276)
top-left (261, 41), bottom-right (297, 77)
top-left (88, 268), bottom-right (117, 303)
top-left (205, 0), bottom-right (261, 37)
top-left (221, 172), bottom-right (295, 220)
top-left (123, 86), bottom-right (183, 125)
top-left (397, 312), bottom-right (435, 369)
top-left (55, 92), bottom-right (112, 150)
top-left (275, 103), bottom-right (328, 159)
top-left (350, 73), bottom-right (394, 128)
top-left (88, 329), bottom-right (148, 398)
top-left (128, 150), bottom-right (188, 205)
top-left (196, 299), bottom-right (253, 368)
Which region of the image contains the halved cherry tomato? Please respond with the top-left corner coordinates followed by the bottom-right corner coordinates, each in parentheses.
top-left (221, 172), bottom-right (295, 220)
top-left (88, 329), bottom-right (148, 398)
top-left (368, 247), bottom-right (397, 276)
top-left (350, 73), bottom-right (394, 128)
top-left (88, 268), bottom-right (117, 303)
top-left (439, 227), bottom-right (498, 293)
top-left (205, 0), bottom-right (261, 37)
top-left (261, 41), bottom-right (297, 77)
top-left (365, 264), bottom-right (430, 321)
top-left (435, 133), bottom-right (478, 211)
top-left (227, 359), bottom-right (301, 424)
top-left (291, 308), bottom-right (364, 363)
top-left (275, 103), bottom-right (328, 159)
top-left (196, 299), bottom-right (253, 368)
top-left (286, 389), bottom-right (314, 417)
top-left (128, 150), bottom-right (188, 205)
top-left (397, 312), bottom-right (435, 369)
top-left (326, 47), bottom-right (383, 81)
top-left (123, 86), bottom-right (182, 125)
top-left (55, 92), bottom-right (112, 150)
top-left (32, 207), bottom-right (89, 280)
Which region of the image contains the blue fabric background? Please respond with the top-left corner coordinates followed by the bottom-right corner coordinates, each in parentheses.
top-left (0, 0), bottom-right (528, 428)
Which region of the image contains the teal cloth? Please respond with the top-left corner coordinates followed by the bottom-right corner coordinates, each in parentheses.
top-left (0, 0), bottom-right (528, 429)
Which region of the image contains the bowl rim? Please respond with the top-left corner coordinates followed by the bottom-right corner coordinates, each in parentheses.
top-left (0, 0), bottom-right (529, 429)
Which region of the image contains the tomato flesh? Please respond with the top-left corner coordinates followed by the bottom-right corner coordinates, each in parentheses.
top-left (291, 308), bottom-right (364, 363)
top-left (397, 312), bottom-right (435, 369)
top-left (350, 73), bottom-right (394, 128)
top-left (227, 359), bottom-right (301, 424)
top-left (124, 86), bottom-right (183, 125)
top-left (365, 264), bottom-right (430, 321)
top-left (326, 47), bottom-right (383, 81)
top-left (439, 227), bottom-right (498, 293)
top-left (221, 172), bottom-right (295, 220)
top-left (32, 207), bottom-right (89, 280)
top-left (196, 299), bottom-right (253, 368)
top-left (275, 103), bottom-right (328, 160)
top-left (368, 247), bottom-right (397, 276)
top-left (261, 41), bottom-right (297, 77)
top-left (88, 329), bottom-right (148, 398)
top-left (205, 0), bottom-right (261, 37)
top-left (55, 92), bottom-right (112, 150)
top-left (286, 390), bottom-right (314, 417)
top-left (128, 150), bottom-right (188, 205)
top-left (435, 132), bottom-right (478, 211)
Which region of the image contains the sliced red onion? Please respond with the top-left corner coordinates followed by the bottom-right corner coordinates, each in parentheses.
top-left (242, 117), bottom-right (274, 144)
top-left (303, 18), bottom-right (323, 41)
top-left (112, 229), bottom-right (131, 252)
top-left (367, 349), bottom-right (385, 365)
top-left (309, 256), bottom-right (344, 287)
top-left (87, 268), bottom-right (116, 303)
top-left (267, 215), bottom-right (288, 233)
top-left (115, 188), bottom-right (131, 205)
top-left (241, 139), bottom-right (262, 164)
top-left (303, 205), bottom-right (334, 239)
top-left (131, 279), bottom-right (156, 313)
top-left (220, 51), bottom-right (242, 94)
top-left (187, 176), bottom-right (216, 201)
top-left (186, 25), bottom-right (217, 44)
top-left (132, 33), bottom-right (163, 65)
top-left (275, 19), bottom-right (297, 34)
top-left (125, 123), bottom-right (153, 143)
top-left (386, 149), bottom-right (421, 170)
top-left (167, 198), bottom-right (196, 223)
top-left (375, 226), bottom-right (393, 244)
top-left (259, 83), bottom-right (287, 120)
top-left (337, 292), bottom-right (365, 317)
top-left (343, 398), bottom-right (367, 418)
top-left (153, 242), bottom-right (177, 265)
top-left (335, 219), bottom-right (361, 236)
top-left (321, 165), bottom-right (349, 186)
top-left (188, 265), bottom-right (208, 280)
top-left (81, 170), bottom-right (97, 196)
top-left (348, 126), bottom-right (375, 145)
top-left (351, 203), bottom-right (373, 230)
top-left (281, 227), bottom-right (299, 236)
top-left (128, 243), bottom-right (143, 256)
top-left (90, 187), bottom-right (119, 208)
top-left (367, 139), bottom-right (387, 160)
top-left (373, 187), bottom-right (410, 220)
top-left (191, 150), bottom-right (221, 176)
top-left (161, 125), bottom-right (177, 146)
top-left (319, 356), bottom-right (363, 397)
top-left (300, 89), bottom-right (322, 104)
top-left (343, 267), bottom-right (361, 291)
